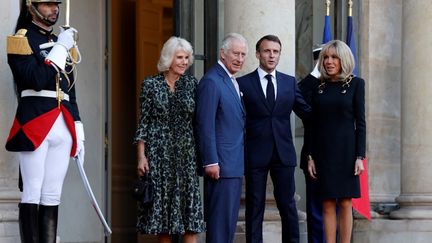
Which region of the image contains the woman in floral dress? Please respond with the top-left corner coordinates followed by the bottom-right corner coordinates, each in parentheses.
top-left (134, 36), bottom-right (205, 243)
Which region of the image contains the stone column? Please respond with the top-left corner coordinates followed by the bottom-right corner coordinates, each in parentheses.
top-left (359, 0), bottom-right (402, 212)
top-left (224, 0), bottom-right (296, 76)
top-left (224, 1), bottom-right (306, 241)
top-left (390, 1), bottom-right (432, 219)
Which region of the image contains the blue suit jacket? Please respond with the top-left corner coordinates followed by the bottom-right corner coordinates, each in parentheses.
top-left (196, 63), bottom-right (245, 178)
top-left (238, 69), bottom-right (311, 168)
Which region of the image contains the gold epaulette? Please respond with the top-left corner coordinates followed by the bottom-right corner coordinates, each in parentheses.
top-left (7, 29), bottom-right (33, 55)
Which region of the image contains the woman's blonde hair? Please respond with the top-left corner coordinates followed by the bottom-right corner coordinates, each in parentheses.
top-left (318, 40), bottom-right (355, 80)
top-left (157, 36), bottom-right (194, 72)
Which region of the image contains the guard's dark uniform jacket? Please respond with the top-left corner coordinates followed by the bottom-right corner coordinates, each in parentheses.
top-left (298, 74), bottom-right (319, 171)
top-left (6, 22), bottom-right (80, 155)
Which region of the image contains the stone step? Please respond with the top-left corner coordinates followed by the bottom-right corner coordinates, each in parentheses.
top-left (197, 217), bottom-right (307, 243)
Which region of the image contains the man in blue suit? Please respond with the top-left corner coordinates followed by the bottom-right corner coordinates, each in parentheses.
top-left (196, 33), bottom-right (248, 243)
top-left (238, 35), bottom-right (311, 243)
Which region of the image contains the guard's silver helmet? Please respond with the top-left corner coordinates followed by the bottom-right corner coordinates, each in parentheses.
top-left (26, 0), bottom-right (62, 26)
top-left (26, 0), bottom-right (62, 5)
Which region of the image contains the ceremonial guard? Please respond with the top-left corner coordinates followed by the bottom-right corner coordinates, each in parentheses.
top-left (5, 0), bottom-right (84, 242)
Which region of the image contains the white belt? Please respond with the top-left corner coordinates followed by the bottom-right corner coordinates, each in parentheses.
top-left (21, 89), bottom-right (69, 101)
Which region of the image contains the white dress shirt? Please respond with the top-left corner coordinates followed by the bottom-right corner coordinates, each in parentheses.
top-left (257, 67), bottom-right (277, 99)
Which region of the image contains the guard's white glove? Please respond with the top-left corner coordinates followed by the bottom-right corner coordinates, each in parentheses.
top-left (310, 62), bottom-right (321, 79)
top-left (45, 27), bottom-right (77, 71)
top-left (57, 27), bottom-right (77, 49)
top-left (74, 121), bottom-right (85, 166)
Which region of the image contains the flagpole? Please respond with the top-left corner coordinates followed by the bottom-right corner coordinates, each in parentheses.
top-left (346, 0), bottom-right (358, 76)
top-left (348, 0), bottom-right (353, 17)
top-left (325, 0), bottom-right (331, 16)
top-left (322, 0), bottom-right (332, 43)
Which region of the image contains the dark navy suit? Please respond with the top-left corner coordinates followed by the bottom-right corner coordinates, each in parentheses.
top-left (238, 69), bottom-right (311, 243)
top-left (196, 62), bottom-right (245, 243)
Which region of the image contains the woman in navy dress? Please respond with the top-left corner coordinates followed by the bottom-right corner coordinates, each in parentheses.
top-left (305, 40), bottom-right (366, 243)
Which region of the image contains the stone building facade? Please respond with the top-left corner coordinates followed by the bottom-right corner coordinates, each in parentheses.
top-left (0, 0), bottom-right (431, 242)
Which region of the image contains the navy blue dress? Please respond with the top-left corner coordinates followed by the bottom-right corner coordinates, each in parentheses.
top-left (309, 76), bottom-right (366, 199)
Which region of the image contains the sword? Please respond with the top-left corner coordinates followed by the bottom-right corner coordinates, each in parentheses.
top-left (65, 0), bottom-right (70, 27)
top-left (74, 157), bottom-right (112, 236)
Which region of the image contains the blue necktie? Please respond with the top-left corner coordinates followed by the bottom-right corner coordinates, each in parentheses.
top-left (265, 74), bottom-right (275, 109)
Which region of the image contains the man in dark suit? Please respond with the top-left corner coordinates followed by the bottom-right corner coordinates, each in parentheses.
top-left (238, 35), bottom-right (311, 243)
top-left (196, 33), bottom-right (248, 243)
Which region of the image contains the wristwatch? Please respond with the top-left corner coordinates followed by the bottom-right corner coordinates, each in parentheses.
top-left (356, 156), bottom-right (365, 160)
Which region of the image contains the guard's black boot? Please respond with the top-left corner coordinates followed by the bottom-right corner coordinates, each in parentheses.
top-left (19, 203), bottom-right (39, 243)
top-left (38, 205), bottom-right (58, 243)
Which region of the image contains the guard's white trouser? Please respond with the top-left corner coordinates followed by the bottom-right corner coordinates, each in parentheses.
top-left (18, 113), bottom-right (72, 206)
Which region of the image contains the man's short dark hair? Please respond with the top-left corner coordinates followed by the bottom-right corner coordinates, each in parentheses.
top-left (256, 35), bottom-right (282, 52)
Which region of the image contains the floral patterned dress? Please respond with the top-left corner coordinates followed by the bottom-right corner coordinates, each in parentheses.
top-left (134, 73), bottom-right (205, 234)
